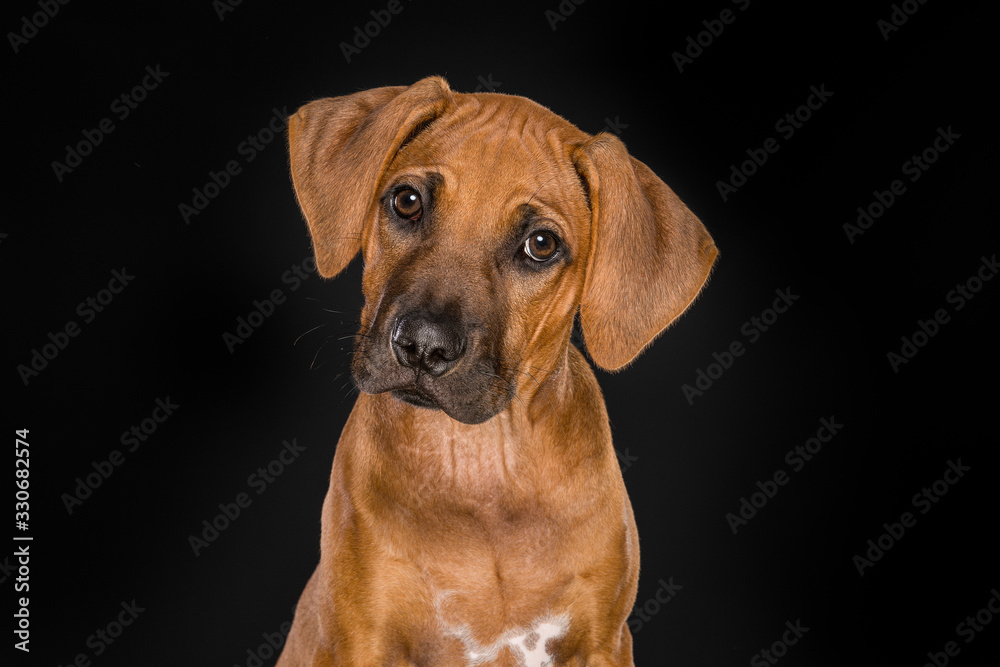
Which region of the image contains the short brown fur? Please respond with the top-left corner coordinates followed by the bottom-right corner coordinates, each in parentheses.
top-left (278, 76), bottom-right (717, 666)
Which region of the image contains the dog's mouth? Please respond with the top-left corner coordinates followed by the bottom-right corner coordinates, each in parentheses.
top-left (391, 386), bottom-right (439, 409)
top-left (358, 368), bottom-right (512, 425)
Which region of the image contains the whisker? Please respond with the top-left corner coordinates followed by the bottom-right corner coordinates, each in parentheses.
top-left (337, 333), bottom-right (371, 342)
top-left (294, 323), bottom-right (328, 346)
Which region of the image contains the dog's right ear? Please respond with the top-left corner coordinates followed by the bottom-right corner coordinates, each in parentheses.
top-left (573, 133), bottom-right (718, 372)
top-left (287, 76), bottom-right (453, 278)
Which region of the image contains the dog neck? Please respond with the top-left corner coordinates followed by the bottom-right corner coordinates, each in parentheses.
top-left (345, 344), bottom-right (610, 511)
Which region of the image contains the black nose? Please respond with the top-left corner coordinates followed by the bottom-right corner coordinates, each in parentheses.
top-left (391, 314), bottom-right (466, 377)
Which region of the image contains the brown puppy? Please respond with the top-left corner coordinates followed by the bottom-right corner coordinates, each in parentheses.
top-left (278, 76), bottom-right (717, 666)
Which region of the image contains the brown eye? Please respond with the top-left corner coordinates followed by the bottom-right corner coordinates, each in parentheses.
top-left (524, 231), bottom-right (558, 262)
top-left (393, 188), bottom-right (422, 220)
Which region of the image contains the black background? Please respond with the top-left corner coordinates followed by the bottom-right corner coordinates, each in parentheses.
top-left (7, 0), bottom-right (998, 665)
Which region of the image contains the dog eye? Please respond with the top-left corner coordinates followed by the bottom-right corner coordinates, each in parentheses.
top-left (393, 188), bottom-right (423, 220)
top-left (524, 231), bottom-right (559, 262)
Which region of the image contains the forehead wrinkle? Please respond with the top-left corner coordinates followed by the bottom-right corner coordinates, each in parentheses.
top-left (394, 97), bottom-right (588, 243)
top-left (433, 143), bottom-right (552, 214)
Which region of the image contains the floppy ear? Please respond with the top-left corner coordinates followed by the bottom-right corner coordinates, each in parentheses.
top-left (287, 76), bottom-right (453, 278)
top-left (573, 133), bottom-right (718, 371)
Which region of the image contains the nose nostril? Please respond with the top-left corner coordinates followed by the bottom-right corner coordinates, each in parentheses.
top-left (427, 348), bottom-right (452, 365)
top-left (391, 314), bottom-right (467, 376)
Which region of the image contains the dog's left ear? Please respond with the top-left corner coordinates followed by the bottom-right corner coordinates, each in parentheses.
top-left (573, 133), bottom-right (718, 371)
top-left (288, 76), bottom-right (453, 278)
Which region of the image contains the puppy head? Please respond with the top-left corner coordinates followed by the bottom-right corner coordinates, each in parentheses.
top-left (288, 76), bottom-right (717, 424)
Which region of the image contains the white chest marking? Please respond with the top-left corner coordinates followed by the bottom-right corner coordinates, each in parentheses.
top-left (437, 601), bottom-right (569, 667)
top-left (506, 620), bottom-right (567, 667)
